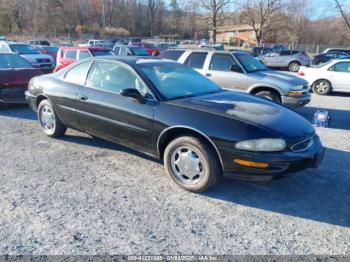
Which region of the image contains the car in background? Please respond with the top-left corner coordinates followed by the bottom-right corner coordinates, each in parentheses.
top-left (322, 48), bottom-right (350, 55)
top-left (0, 42), bottom-right (55, 72)
top-left (259, 50), bottom-right (310, 72)
top-left (78, 39), bottom-right (105, 47)
top-left (298, 59), bottom-right (350, 95)
top-left (0, 53), bottom-right (42, 105)
top-left (156, 42), bottom-right (178, 51)
top-left (28, 39), bottom-right (51, 46)
top-left (0, 35), bottom-right (6, 41)
top-left (270, 44), bottom-right (289, 51)
top-left (54, 46), bottom-right (115, 72)
top-left (113, 45), bottom-right (150, 56)
top-left (252, 47), bottom-right (273, 57)
top-left (159, 49), bottom-right (310, 107)
top-left (33, 45), bottom-right (59, 62)
top-left (25, 57), bottom-right (324, 192)
top-left (106, 38), bottom-right (129, 46)
top-left (311, 51), bottom-right (348, 65)
top-left (129, 42), bottom-right (160, 56)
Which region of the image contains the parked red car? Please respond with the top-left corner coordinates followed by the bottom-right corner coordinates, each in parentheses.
top-left (0, 53), bottom-right (42, 105)
top-left (34, 45), bottom-right (59, 62)
top-left (54, 46), bottom-right (115, 72)
top-left (129, 42), bottom-right (160, 56)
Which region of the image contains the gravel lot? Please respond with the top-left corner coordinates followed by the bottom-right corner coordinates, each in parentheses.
top-left (0, 93), bottom-right (349, 256)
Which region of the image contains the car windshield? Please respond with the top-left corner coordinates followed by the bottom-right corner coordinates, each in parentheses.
top-left (137, 62), bottom-right (221, 100)
top-left (235, 52), bottom-right (268, 73)
top-left (129, 46), bottom-right (150, 56)
top-left (0, 54), bottom-right (33, 68)
top-left (90, 50), bottom-right (116, 56)
top-left (10, 44), bottom-right (40, 54)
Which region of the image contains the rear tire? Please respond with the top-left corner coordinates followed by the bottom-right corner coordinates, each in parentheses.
top-left (164, 136), bottom-right (221, 193)
top-left (38, 99), bottom-right (67, 137)
top-left (255, 90), bottom-right (281, 103)
top-left (288, 61), bottom-right (300, 72)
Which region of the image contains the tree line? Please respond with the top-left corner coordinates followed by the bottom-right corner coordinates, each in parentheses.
top-left (0, 0), bottom-right (349, 46)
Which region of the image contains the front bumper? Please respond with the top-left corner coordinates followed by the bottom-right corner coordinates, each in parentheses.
top-left (220, 135), bottom-right (325, 181)
top-left (25, 91), bottom-right (37, 111)
top-left (281, 92), bottom-right (311, 108)
top-left (0, 87), bottom-right (27, 104)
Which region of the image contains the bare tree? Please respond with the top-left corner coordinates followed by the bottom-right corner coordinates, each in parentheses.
top-left (145, 0), bottom-right (163, 37)
top-left (195, 0), bottom-right (234, 43)
top-left (241, 0), bottom-right (283, 45)
top-left (334, 0), bottom-right (350, 32)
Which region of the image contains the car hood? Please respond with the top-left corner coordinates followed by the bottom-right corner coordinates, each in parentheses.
top-left (169, 91), bottom-right (314, 143)
top-left (249, 70), bottom-right (308, 87)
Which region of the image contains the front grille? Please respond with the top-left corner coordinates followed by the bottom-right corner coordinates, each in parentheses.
top-left (291, 136), bottom-right (314, 152)
top-left (36, 58), bottom-right (50, 63)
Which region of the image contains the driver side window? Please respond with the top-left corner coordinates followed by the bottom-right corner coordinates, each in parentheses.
top-left (86, 61), bottom-right (151, 97)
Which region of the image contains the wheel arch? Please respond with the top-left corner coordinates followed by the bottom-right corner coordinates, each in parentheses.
top-left (311, 78), bottom-right (333, 88)
top-left (157, 126), bottom-right (224, 170)
top-left (35, 94), bottom-right (50, 110)
top-left (249, 86), bottom-right (282, 99)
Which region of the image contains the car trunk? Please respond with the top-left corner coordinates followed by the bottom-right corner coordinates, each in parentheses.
top-left (0, 68), bottom-right (42, 104)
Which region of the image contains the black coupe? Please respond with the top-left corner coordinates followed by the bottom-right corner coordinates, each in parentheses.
top-left (25, 57), bottom-right (325, 192)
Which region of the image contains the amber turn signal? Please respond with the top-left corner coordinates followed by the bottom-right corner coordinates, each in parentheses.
top-left (234, 159), bottom-right (269, 168)
top-left (288, 91), bottom-right (302, 97)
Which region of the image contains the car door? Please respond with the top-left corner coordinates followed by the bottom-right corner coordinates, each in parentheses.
top-left (62, 50), bottom-right (77, 67)
top-left (50, 61), bottom-right (93, 129)
top-left (262, 51), bottom-right (281, 67)
top-left (204, 53), bottom-right (248, 91)
top-left (74, 60), bottom-right (156, 152)
top-left (327, 62), bottom-right (350, 91)
top-left (183, 52), bottom-right (207, 75)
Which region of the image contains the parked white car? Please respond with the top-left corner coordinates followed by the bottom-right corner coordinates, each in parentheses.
top-left (298, 59), bottom-right (350, 95)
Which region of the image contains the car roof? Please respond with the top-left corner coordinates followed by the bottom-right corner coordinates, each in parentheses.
top-left (58, 46), bottom-right (112, 51)
top-left (81, 56), bottom-right (173, 66)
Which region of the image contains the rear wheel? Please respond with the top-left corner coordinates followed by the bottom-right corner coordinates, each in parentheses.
top-left (255, 90), bottom-right (281, 103)
top-left (288, 61), bottom-right (300, 72)
top-left (164, 136), bottom-right (221, 192)
top-left (38, 99), bottom-right (67, 137)
top-left (313, 80), bottom-right (332, 95)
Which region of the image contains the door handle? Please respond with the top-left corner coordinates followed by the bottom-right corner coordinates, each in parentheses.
top-left (78, 94), bottom-right (88, 101)
top-left (206, 73), bottom-right (212, 77)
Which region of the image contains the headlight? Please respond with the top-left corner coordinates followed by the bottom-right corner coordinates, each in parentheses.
top-left (291, 85), bottom-right (304, 91)
top-left (235, 138), bottom-right (286, 152)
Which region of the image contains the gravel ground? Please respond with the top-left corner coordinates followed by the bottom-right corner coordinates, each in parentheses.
top-left (0, 93), bottom-right (349, 256)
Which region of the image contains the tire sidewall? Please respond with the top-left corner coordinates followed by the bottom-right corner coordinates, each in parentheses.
top-left (164, 137), bottom-right (215, 192)
top-left (38, 100), bottom-right (57, 136)
top-left (255, 91), bottom-right (280, 103)
top-left (313, 80), bottom-right (331, 95)
top-left (289, 61), bottom-right (300, 72)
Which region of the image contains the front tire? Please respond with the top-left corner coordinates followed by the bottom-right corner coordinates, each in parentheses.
top-left (164, 136), bottom-right (221, 192)
top-left (255, 90), bottom-right (281, 103)
top-left (288, 61), bottom-right (300, 72)
top-left (38, 99), bottom-right (67, 137)
top-left (312, 80), bottom-right (332, 95)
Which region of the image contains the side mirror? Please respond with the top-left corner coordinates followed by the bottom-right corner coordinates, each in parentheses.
top-left (230, 64), bottom-right (242, 73)
top-left (120, 88), bottom-right (145, 104)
